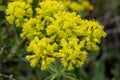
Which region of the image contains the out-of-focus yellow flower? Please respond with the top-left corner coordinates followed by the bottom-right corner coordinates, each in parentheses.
top-left (59, 0), bottom-right (94, 13)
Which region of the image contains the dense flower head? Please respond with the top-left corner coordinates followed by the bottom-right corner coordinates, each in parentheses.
top-left (20, 18), bottom-right (45, 40)
top-left (6, 0), bottom-right (33, 26)
top-left (36, 0), bottom-right (66, 16)
top-left (26, 37), bottom-right (58, 70)
top-left (59, 37), bottom-right (87, 70)
top-left (6, 0), bottom-right (106, 70)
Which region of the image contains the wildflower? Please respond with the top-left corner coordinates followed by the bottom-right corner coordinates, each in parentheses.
top-left (6, 0), bottom-right (106, 70)
top-left (6, 1), bottom-right (33, 26)
top-left (26, 37), bottom-right (58, 70)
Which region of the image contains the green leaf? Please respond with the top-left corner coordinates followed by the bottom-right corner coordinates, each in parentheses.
top-left (49, 64), bottom-right (58, 73)
top-left (63, 73), bottom-right (77, 80)
top-left (0, 5), bottom-right (6, 11)
top-left (45, 75), bottom-right (56, 80)
top-left (92, 61), bottom-right (105, 80)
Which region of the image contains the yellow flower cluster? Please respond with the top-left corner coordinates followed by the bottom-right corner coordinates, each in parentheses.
top-left (59, 37), bottom-right (87, 70)
top-left (20, 18), bottom-right (44, 40)
top-left (26, 37), bottom-right (58, 70)
top-left (58, 0), bottom-right (94, 13)
top-left (6, 0), bottom-right (33, 26)
top-left (6, 0), bottom-right (106, 70)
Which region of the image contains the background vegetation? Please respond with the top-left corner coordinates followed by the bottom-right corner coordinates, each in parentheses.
top-left (0, 0), bottom-right (120, 80)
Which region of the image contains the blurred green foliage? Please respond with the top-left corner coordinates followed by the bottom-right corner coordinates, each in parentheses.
top-left (0, 0), bottom-right (6, 11)
top-left (0, 0), bottom-right (120, 80)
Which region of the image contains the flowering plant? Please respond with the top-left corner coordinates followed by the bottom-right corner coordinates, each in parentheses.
top-left (6, 0), bottom-right (106, 72)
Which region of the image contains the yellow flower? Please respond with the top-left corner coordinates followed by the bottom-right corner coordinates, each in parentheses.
top-left (26, 37), bottom-right (58, 70)
top-left (20, 18), bottom-right (44, 39)
top-left (6, 1), bottom-right (33, 26)
top-left (59, 37), bottom-right (88, 70)
top-left (6, 0), bottom-right (106, 70)
top-left (61, 0), bottom-right (94, 13)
